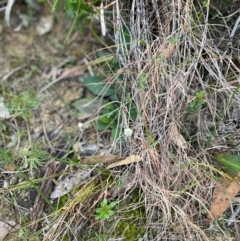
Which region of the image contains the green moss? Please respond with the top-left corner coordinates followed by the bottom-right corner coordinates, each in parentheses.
top-left (87, 187), bottom-right (146, 241)
top-left (115, 189), bottom-right (146, 240)
top-left (116, 210), bottom-right (145, 241)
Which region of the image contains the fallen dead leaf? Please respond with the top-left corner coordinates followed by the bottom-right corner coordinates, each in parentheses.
top-left (82, 155), bottom-right (124, 164)
top-left (169, 122), bottom-right (188, 149)
top-left (6, 164), bottom-right (15, 172)
top-left (209, 178), bottom-right (240, 220)
top-left (0, 97), bottom-right (11, 120)
top-left (36, 15), bottom-right (53, 36)
top-left (107, 155), bottom-right (143, 169)
top-left (50, 169), bottom-right (91, 199)
top-left (74, 142), bottom-right (100, 157)
top-left (0, 220), bottom-right (17, 241)
top-left (162, 42), bottom-right (175, 59)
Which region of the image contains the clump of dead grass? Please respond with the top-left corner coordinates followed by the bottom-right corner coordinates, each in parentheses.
top-left (114, 0), bottom-right (240, 240)
top-left (2, 1), bottom-right (239, 240)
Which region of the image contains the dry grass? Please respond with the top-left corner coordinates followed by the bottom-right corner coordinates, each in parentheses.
top-left (112, 0), bottom-right (240, 240)
top-left (2, 1), bottom-right (240, 240)
top-left (42, 1), bottom-right (240, 240)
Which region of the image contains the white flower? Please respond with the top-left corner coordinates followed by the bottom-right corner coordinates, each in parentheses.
top-left (124, 128), bottom-right (132, 137)
top-left (78, 122), bottom-right (84, 129)
top-left (3, 180), bottom-right (9, 189)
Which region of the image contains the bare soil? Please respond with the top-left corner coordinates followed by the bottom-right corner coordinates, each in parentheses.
top-left (0, 2), bottom-right (107, 240)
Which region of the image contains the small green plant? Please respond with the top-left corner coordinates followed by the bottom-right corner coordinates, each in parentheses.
top-left (97, 102), bottom-right (121, 139)
top-left (53, 0), bottom-right (100, 43)
top-left (0, 148), bottom-right (12, 167)
top-left (18, 227), bottom-right (29, 240)
top-left (20, 143), bottom-right (49, 173)
top-left (82, 58), bottom-right (137, 140)
top-left (18, 227), bottom-right (41, 241)
top-left (82, 74), bottom-right (120, 139)
top-left (95, 198), bottom-right (117, 220)
top-left (187, 90), bottom-right (205, 114)
top-left (21, 65), bottom-right (38, 81)
top-left (7, 89), bottom-right (40, 120)
top-left (93, 233), bottom-right (108, 241)
top-left (83, 76), bottom-right (115, 97)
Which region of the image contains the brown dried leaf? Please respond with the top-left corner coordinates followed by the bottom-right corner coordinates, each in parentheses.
top-left (50, 169), bottom-right (91, 199)
top-left (107, 155), bottom-right (143, 169)
top-left (82, 155), bottom-right (124, 164)
top-left (6, 164), bottom-right (15, 172)
top-left (169, 122), bottom-right (189, 149)
top-left (36, 15), bottom-right (53, 36)
top-left (162, 42), bottom-right (175, 59)
top-left (209, 179), bottom-right (240, 220)
top-left (0, 220), bottom-right (17, 241)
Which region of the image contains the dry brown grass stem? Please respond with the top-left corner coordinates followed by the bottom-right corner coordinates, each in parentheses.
top-left (34, 1), bottom-right (240, 239)
top-left (114, 0), bottom-right (240, 240)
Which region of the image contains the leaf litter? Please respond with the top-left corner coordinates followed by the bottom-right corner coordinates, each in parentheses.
top-left (208, 154), bottom-right (240, 220)
top-left (106, 155), bottom-right (143, 169)
top-left (1, 0), bottom-right (240, 240)
top-left (0, 2), bottom-right (115, 239)
top-left (0, 97), bottom-right (11, 120)
top-left (209, 176), bottom-right (240, 220)
top-left (50, 168), bottom-right (92, 199)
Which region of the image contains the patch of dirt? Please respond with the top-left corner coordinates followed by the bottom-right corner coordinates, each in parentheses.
top-left (0, 2), bottom-right (109, 240)
top-left (0, 1), bottom-right (100, 78)
top-left (0, 3), bottom-right (102, 139)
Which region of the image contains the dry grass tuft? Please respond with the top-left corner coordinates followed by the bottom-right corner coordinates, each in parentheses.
top-left (114, 0), bottom-right (240, 240)
top-left (9, 1), bottom-right (239, 240)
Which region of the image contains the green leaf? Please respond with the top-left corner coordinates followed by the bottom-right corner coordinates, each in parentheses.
top-left (72, 97), bottom-right (106, 114)
top-left (83, 76), bottom-right (115, 97)
top-left (58, 194), bottom-right (68, 209)
top-left (111, 125), bottom-right (121, 140)
top-left (104, 102), bottom-right (115, 111)
top-left (95, 214), bottom-right (102, 220)
top-left (100, 198), bottom-right (107, 207)
top-left (99, 115), bottom-right (111, 124)
top-left (102, 213), bottom-right (109, 220)
top-left (107, 210), bottom-right (114, 216)
top-left (96, 122), bottom-right (110, 131)
top-left (130, 105), bottom-right (138, 120)
top-left (187, 91), bottom-right (206, 113)
top-left (96, 208), bottom-right (102, 213)
top-left (214, 153), bottom-right (240, 178)
top-left (108, 201), bottom-right (117, 209)
top-left (95, 199), bottom-right (116, 220)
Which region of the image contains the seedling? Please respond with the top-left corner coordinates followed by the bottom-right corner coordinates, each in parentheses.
top-left (7, 89), bottom-right (40, 120)
top-left (187, 91), bottom-right (205, 114)
top-left (95, 198), bottom-right (117, 220)
top-left (20, 143), bottom-right (49, 174)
